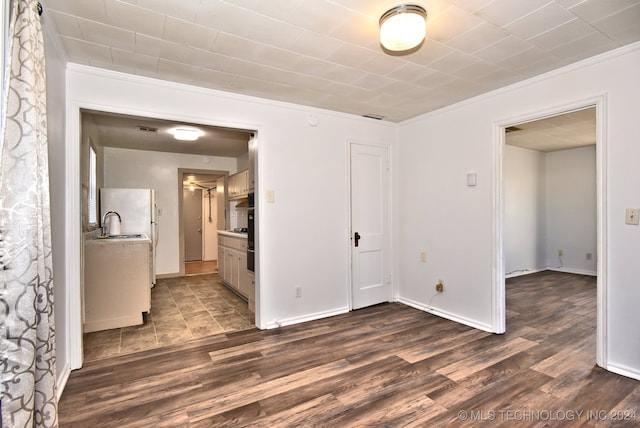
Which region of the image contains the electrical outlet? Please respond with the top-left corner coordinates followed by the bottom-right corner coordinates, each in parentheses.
top-left (420, 251), bottom-right (427, 263)
top-left (436, 282), bottom-right (444, 292)
top-left (626, 208), bottom-right (639, 225)
top-left (558, 249), bottom-right (563, 257)
top-left (295, 286), bottom-right (302, 298)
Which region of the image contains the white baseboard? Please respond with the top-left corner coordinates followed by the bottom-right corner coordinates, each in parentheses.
top-left (506, 267), bottom-right (597, 278)
top-left (605, 362), bottom-right (640, 381)
top-left (547, 267), bottom-right (597, 276)
top-left (56, 362), bottom-right (71, 401)
top-left (397, 297), bottom-right (495, 333)
top-left (505, 267), bottom-right (547, 278)
top-left (267, 306), bottom-right (349, 329)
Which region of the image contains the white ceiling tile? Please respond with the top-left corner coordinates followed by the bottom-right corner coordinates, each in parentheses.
top-left (447, 22), bottom-right (510, 54)
top-left (590, 3), bottom-right (640, 45)
top-left (452, 60), bottom-right (501, 80)
top-left (157, 58), bottom-right (208, 83)
top-left (322, 65), bottom-right (363, 85)
top-left (359, 53), bottom-right (408, 75)
top-left (111, 47), bottom-right (158, 73)
top-left (386, 62), bottom-right (437, 83)
top-left (412, 70), bottom-right (457, 89)
top-left (474, 35), bottom-right (535, 63)
top-left (504, 2), bottom-right (575, 40)
top-left (286, 1), bottom-right (354, 35)
top-left (428, 50), bottom-right (479, 73)
top-left (327, 9), bottom-right (380, 50)
top-left (77, 18), bottom-right (135, 52)
top-left (104, 0), bottom-right (165, 38)
top-left (427, 5), bottom-right (483, 43)
top-left (222, 0), bottom-right (302, 22)
top-left (445, 0), bottom-right (495, 13)
top-left (555, 0), bottom-right (587, 9)
top-left (351, 73), bottom-right (395, 91)
top-left (287, 30), bottom-right (345, 60)
top-left (45, 10), bottom-right (82, 39)
top-left (59, 35), bottom-right (112, 64)
top-left (43, 0), bottom-right (107, 22)
top-left (527, 18), bottom-right (594, 51)
top-left (181, 47), bottom-right (228, 71)
top-left (475, 0), bottom-right (553, 27)
top-left (326, 43), bottom-right (378, 68)
top-left (163, 16), bottom-right (219, 51)
top-left (404, 39), bottom-right (455, 66)
top-left (135, 0), bottom-right (202, 22)
top-left (135, 34), bottom-right (185, 63)
top-left (568, 0), bottom-right (640, 22)
top-left (290, 56), bottom-right (346, 79)
top-left (495, 46), bottom-right (555, 71)
top-left (548, 31), bottom-right (618, 61)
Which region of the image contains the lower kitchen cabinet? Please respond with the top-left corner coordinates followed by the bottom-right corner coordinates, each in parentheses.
top-left (217, 232), bottom-right (250, 305)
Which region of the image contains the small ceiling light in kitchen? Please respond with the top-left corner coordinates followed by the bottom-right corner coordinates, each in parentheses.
top-left (170, 127), bottom-right (203, 141)
top-left (379, 4), bottom-right (427, 52)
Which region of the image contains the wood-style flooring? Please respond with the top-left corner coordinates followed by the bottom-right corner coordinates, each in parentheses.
top-left (58, 271), bottom-right (640, 427)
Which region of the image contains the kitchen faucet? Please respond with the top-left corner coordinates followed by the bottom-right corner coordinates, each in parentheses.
top-left (101, 211), bottom-right (121, 236)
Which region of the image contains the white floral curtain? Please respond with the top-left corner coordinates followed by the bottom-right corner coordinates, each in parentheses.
top-left (0, 0), bottom-right (58, 427)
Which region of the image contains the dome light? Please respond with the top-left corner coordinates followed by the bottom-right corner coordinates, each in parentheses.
top-left (379, 5), bottom-right (427, 52)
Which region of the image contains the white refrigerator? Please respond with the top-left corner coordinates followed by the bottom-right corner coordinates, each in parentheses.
top-left (100, 188), bottom-right (159, 286)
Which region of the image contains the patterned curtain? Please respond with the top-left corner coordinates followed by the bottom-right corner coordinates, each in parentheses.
top-left (0, 0), bottom-right (58, 427)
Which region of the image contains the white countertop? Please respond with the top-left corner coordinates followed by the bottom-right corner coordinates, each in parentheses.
top-left (87, 233), bottom-right (151, 244)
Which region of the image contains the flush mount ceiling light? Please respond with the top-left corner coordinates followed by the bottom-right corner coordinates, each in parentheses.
top-left (169, 127), bottom-right (203, 141)
top-left (379, 4), bottom-right (427, 52)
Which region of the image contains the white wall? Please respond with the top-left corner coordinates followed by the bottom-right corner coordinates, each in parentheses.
top-left (66, 65), bottom-right (396, 341)
top-left (504, 145), bottom-right (596, 277)
top-left (103, 147), bottom-right (236, 274)
top-left (504, 146), bottom-right (547, 275)
top-left (397, 43), bottom-right (640, 378)
top-left (546, 146), bottom-right (597, 275)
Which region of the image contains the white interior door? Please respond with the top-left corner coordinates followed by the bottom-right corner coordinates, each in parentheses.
top-left (350, 143), bottom-right (391, 309)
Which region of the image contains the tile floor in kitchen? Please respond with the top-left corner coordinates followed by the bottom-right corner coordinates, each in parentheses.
top-left (83, 272), bottom-right (255, 362)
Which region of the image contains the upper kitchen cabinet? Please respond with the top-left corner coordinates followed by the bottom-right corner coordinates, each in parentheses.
top-left (228, 169), bottom-right (250, 199)
top-left (248, 135), bottom-right (257, 192)
top-left (216, 176), bottom-right (228, 231)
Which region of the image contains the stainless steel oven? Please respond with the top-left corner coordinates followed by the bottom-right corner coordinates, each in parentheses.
top-left (247, 193), bottom-right (255, 272)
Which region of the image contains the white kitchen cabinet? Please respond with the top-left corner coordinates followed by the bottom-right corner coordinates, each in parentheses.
top-left (217, 231), bottom-right (249, 300)
top-left (228, 169), bottom-right (249, 199)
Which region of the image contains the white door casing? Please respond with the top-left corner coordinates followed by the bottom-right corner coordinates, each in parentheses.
top-left (350, 142), bottom-right (392, 309)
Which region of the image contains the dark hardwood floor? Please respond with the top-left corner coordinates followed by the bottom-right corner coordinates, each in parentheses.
top-left (58, 271), bottom-right (640, 427)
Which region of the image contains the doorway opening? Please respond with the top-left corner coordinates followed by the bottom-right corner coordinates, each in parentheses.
top-left (498, 101), bottom-right (606, 368)
top-left (179, 170), bottom-right (225, 276)
top-left (77, 109), bottom-right (257, 363)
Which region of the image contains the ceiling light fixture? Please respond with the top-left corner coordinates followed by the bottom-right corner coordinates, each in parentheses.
top-left (170, 127), bottom-right (203, 141)
top-left (379, 4), bottom-right (427, 52)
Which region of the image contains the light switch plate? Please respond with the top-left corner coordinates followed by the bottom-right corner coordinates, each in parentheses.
top-left (266, 190), bottom-right (275, 204)
top-left (626, 208), bottom-right (639, 225)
